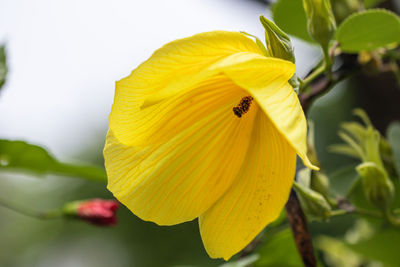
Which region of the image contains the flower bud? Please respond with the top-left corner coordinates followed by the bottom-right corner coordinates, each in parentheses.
top-left (294, 182), bottom-right (332, 220)
top-left (302, 0), bottom-right (337, 47)
top-left (294, 168), bottom-right (331, 220)
top-left (259, 16), bottom-right (295, 63)
top-left (356, 162), bottom-right (394, 210)
top-left (310, 171), bottom-right (330, 199)
top-left (63, 199), bottom-right (119, 226)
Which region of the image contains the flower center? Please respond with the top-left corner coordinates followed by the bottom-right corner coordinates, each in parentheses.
top-left (233, 96), bottom-right (254, 118)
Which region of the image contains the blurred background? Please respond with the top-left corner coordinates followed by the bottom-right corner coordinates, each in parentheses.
top-left (0, 0), bottom-right (399, 266)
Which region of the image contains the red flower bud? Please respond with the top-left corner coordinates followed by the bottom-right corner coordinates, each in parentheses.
top-left (64, 199), bottom-right (119, 226)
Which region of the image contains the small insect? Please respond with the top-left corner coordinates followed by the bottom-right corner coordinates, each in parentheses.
top-left (233, 96), bottom-right (253, 118)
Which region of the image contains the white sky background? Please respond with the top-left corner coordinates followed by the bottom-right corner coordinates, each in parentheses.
top-left (0, 0), bottom-right (318, 161)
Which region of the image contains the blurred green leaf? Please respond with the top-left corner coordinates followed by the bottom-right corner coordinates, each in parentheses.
top-left (348, 228), bottom-right (400, 266)
top-left (254, 228), bottom-right (302, 267)
top-left (329, 144), bottom-right (360, 159)
top-left (317, 225), bottom-right (400, 267)
top-left (220, 254), bottom-right (259, 267)
top-left (356, 161), bottom-right (394, 210)
top-left (328, 164), bottom-right (358, 196)
top-left (0, 45), bottom-right (7, 91)
top-left (391, 178), bottom-right (400, 209)
top-left (363, 0), bottom-right (385, 8)
top-left (348, 176), bottom-right (377, 211)
top-left (272, 0), bottom-right (314, 43)
top-left (0, 140), bottom-right (106, 182)
top-left (336, 9), bottom-right (400, 52)
top-left (387, 121), bottom-right (400, 177)
top-left (316, 235), bottom-right (363, 267)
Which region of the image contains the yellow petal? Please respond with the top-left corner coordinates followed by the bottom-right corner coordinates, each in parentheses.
top-left (112, 52), bottom-right (306, 155)
top-left (104, 81), bottom-right (259, 225)
top-left (219, 58), bottom-right (318, 170)
top-left (111, 74), bottom-right (244, 148)
top-left (199, 111), bottom-right (297, 260)
top-left (109, 31), bottom-right (262, 146)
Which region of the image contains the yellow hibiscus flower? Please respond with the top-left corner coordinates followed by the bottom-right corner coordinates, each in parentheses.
top-left (104, 31), bottom-right (318, 260)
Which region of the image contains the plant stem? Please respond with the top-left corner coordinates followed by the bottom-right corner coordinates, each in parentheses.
top-left (285, 54), bottom-right (361, 267)
top-left (0, 196), bottom-right (62, 220)
top-left (329, 209), bottom-right (347, 217)
top-left (355, 207), bottom-right (383, 219)
top-left (323, 46), bottom-right (332, 78)
top-left (329, 207), bottom-right (383, 219)
top-left (301, 64), bottom-right (325, 91)
top-left (299, 54), bottom-right (360, 113)
top-left (285, 190), bottom-right (317, 267)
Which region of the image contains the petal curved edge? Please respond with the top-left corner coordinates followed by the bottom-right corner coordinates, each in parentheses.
top-left (104, 91), bottom-right (258, 225)
top-left (109, 31), bottom-right (262, 146)
top-left (218, 57), bottom-right (318, 170)
top-left (199, 111), bottom-right (297, 260)
top-left (250, 83), bottom-right (318, 170)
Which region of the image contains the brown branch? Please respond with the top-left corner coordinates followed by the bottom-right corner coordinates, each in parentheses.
top-left (285, 54), bottom-right (360, 267)
top-left (285, 191), bottom-right (316, 267)
top-left (300, 54), bottom-right (360, 114)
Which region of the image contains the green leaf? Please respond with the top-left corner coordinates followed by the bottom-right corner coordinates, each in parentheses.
top-left (272, 0), bottom-right (314, 43)
top-left (329, 144), bottom-right (360, 159)
top-left (220, 254), bottom-right (259, 267)
top-left (336, 9), bottom-right (400, 52)
top-left (0, 45), bottom-right (7, 91)
top-left (346, 172), bottom-right (400, 214)
top-left (318, 227), bottom-right (400, 267)
top-left (387, 121), bottom-right (400, 177)
top-left (254, 228), bottom-right (303, 267)
top-left (348, 228), bottom-right (400, 266)
top-left (316, 236), bottom-right (364, 266)
top-left (0, 140), bottom-right (107, 182)
top-left (363, 0), bottom-right (385, 8)
top-left (328, 164), bottom-right (358, 196)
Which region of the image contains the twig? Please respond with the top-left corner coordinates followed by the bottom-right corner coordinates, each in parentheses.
top-left (285, 54), bottom-right (360, 267)
top-left (0, 196), bottom-right (62, 220)
top-left (285, 191), bottom-right (316, 267)
top-left (300, 54), bottom-right (360, 114)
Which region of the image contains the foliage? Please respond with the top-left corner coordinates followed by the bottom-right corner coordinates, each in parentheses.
top-left (387, 122), bottom-right (400, 176)
top-left (336, 9), bottom-right (400, 52)
top-left (0, 139), bottom-right (107, 182)
top-left (0, 45), bottom-right (7, 91)
top-left (273, 0), bottom-right (313, 43)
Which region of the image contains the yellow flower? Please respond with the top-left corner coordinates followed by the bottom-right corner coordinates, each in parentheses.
top-left (104, 31), bottom-right (318, 260)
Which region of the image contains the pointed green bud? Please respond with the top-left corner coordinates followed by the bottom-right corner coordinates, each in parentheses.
top-left (332, 109), bottom-right (392, 169)
top-left (294, 168), bottom-right (332, 220)
top-left (259, 16), bottom-right (295, 63)
top-left (294, 181), bottom-right (332, 220)
top-left (302, 0), bottom-right (337, 47)
top-left (356, 162), bottom-right (394, 211)
top-left (311, 171), bottom-right (330, 200)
